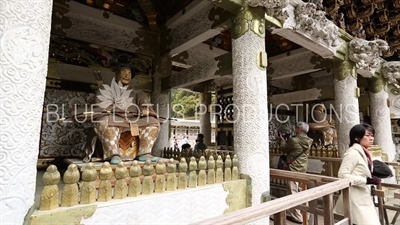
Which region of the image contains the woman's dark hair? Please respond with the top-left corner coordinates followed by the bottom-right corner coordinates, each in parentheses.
top-left (349, 123), bottom-right (375, 147)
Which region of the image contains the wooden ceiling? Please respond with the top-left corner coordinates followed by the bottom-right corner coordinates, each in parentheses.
top-left (203, 30), bottom-right (301, 57)
top-left (321, 0), bottom-right (400, 61)
top-left (72, 0), bottom-right (194, 30)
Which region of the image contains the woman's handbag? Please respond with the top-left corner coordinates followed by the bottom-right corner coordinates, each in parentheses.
top-left (372, 160), bottom-right (393, 178)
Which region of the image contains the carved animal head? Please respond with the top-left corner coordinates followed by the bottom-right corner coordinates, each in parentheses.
top-left (382, 62), bottom-right (400, 84)
top-left (369, 39), bottom-right (390, 54)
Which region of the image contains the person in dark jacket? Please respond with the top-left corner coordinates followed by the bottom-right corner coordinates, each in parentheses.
top-left (279, 121), bottom-right (313, 223)
top-left (194, 133), bottom-right (207, 153)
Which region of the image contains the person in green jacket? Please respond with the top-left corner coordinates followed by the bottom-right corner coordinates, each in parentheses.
top-left (279, 121), bottom-right (313, 223)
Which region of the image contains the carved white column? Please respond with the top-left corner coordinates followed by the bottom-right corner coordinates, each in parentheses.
top-left (371, 75), bottom-right (396, 161)
top-left (152, 55), bottom-right (171, 157)
top-left (0, 0), bottom-right (53, 223)
top-left (200, 84), bottom-right (212, 146)
top-left (333, 58), bottom-right (360, 157)
top-left (232, 4), bottom-right (269, 205)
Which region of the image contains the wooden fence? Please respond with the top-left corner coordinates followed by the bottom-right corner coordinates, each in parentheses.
top-left (191, 169), bottom-right (353, 225)
top-left (39, 155), bottom-right (239, 211)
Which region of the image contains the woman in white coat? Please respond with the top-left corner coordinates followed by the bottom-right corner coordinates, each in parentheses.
top-left (333, 123), bottom-right (381, 225)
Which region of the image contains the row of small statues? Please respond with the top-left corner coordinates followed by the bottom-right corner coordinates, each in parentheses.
top-left (269, 142), bottom-right (340, 158)
top-left (39, 156), bottom-right (239, 211)
top-left (162, 147), bottom-right (234, 162)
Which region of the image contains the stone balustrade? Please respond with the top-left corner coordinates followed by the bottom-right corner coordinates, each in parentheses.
top-left (38, 155), bottom-right (240, 211)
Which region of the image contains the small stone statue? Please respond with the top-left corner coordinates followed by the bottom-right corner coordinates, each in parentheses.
top-left (356, 26), bottom-right (366, 39)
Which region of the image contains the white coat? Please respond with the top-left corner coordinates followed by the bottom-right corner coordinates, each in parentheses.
top-left (333, 143), bottom-right (380, 225)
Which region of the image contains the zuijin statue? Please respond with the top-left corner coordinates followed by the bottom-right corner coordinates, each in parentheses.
top-left (307, 104), bottom-right (337, 146)
top-left (81, 64), bottom-right (161, 164)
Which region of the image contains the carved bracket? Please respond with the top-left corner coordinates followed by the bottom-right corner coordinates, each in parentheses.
top-left (293, 3), bottom-right (341, 49)
top-left (248, 0), bottom-right (290, 21)
top-left (348, 37), bottom-right (389, 77)
top-left (272, 2), bottom-right (341, 58)
top-left (382, 61), bottom-right (400, 88)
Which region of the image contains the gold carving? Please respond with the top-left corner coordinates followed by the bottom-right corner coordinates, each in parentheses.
top-left (155, 160), bottom-right (166, 193)
top-left (61, 164), bottom-right (80, 207)
top-left (39, 165), bottom-right (60, 210)
top-left (333, 57), bottom-right (357, 81)
top-left (98, 162), bottom-right (113, 202)
top-left (391, 87), bottom-right (400, 95)
top-left (166, 158), bottom-right (177, 191)
top-left (232, 155), bottom-right (239, 180)
top-left (355, 87), bottom-right (361, 97)
top-left (223, 180), bottom-right (248, 214)
top-left (114, 161), bottom-right (128, 199)
top-left (257, 50), bottom-right (267, 70)
top-left (231, 3), bottom-right (265, 39)
top-left (188, 157), bottom-right (198, 188)
top-left (224, 155), bottom-right (232, 182)
top-left (368, 75), bottom-right (385, 93)
top-left (216, 155), bottom-right (224, 183)
top-left (142, 160), bottom-right (154, 194)
top-left (207, 156), bottom-right (216, 185)
top-left (178, 158), bottom-right (188, 189)
top-left (198, 156), bottom-right (207, 186)
top-left (128, 160), bottom-right (142, 197)
top-left (80, 163), bottom-right (97, 204)
top-left (30, 205), bottom-right (97, 225)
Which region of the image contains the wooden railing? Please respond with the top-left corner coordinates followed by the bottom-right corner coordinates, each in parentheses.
top-left (191, 169), bottom-right (353, 225)
top-left (38, 155), bottom-right (240, 211)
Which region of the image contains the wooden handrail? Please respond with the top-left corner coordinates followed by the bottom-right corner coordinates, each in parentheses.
top-left (270, 168), bottom-right (339, 183)
top-left (190, 179), bottom-right (352, 225)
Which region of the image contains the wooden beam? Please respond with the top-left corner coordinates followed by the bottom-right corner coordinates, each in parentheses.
top-left (171, 43), bottom-right (228, 68)
top-left (270, 86), bottom-right (334, 105)
top-left (53, 1), bottom-right (156, 57)
top-left (167, 53), bottom-right (232, 90)
top-left (208, 0), bottom-right (242, 13)
top-left (168, 3), bottom-right (231, 56)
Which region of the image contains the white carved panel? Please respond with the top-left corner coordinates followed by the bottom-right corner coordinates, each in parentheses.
top-left (232, 30), bottom-right (270, 205)
top-left (81, 185), bottom-right (229, 224)
top-left (40, 89), bottom-right (95, 157)
top-left (0, 0), bottom-right (53, 224)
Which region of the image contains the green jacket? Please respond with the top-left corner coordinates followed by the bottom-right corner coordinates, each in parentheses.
top-left (279, 133), bottom-right (313, 173)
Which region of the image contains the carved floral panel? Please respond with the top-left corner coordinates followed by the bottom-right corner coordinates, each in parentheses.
top-left (39, 88), bottom-right (95, 158)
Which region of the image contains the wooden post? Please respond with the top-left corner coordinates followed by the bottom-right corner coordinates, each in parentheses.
top-left (301, 182), bottom-right (308, 225)
top-left (323, 194), bottom-right (333, 225)
top-left (274, 211), bottom-right (286, 225)
top-left (342, 187), bottom-right (351, 225)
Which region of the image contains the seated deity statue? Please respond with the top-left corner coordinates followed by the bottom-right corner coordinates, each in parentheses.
top-left (308, 104), bottom-right (337, 146)
top-left (79, 64), bottom-right (162, 164)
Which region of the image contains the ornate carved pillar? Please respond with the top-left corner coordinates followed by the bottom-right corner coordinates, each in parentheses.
top-left (200, 83), bottom-right (212, 146)
top-left (333, 55), bottom-right (360, 157)
top-left (151, 55), bottom-right (172, 157)
top-left (371, 67), bottom-right (397, 161)
top-left (232, 2), bottom-right (269, 205)
top-left (0, 0), bottom-right (53, 223)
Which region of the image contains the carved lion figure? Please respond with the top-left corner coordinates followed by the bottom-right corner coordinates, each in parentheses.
top-left (349, 38), bottom-right (389, 72)
top-left (294, 2), bottom-right (339, 48)
top-left (382, 62), bottom-right (400, 88)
